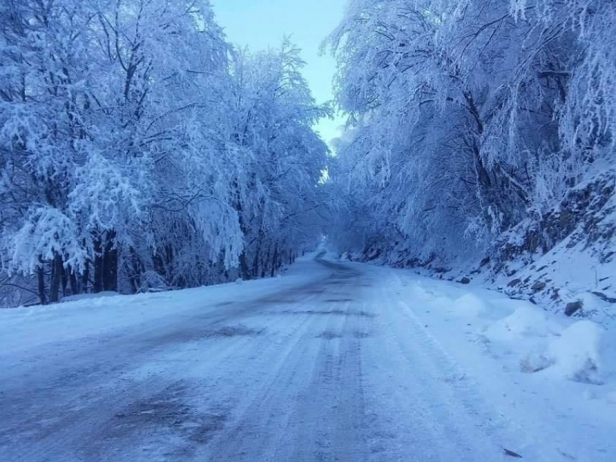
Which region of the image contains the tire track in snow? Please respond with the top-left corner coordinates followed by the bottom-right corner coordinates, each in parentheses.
top-left (198, 303), bottom-right (332, 459)
top-left (0, 287), bottom-right (323, 461)
top-left (277, 297), bottom-right (371, 462)
top-left (356, 276), bottom-right (511, 462)
top-left (198, 272), bottom-right (376, 461)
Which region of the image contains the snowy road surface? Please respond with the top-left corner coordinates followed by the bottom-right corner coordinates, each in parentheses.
top-left (1, 256), bottom-right (615, 461)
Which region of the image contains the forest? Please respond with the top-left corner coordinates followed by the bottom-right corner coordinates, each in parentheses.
top-left (2, 0), bottom-right (615, 307)
top-left (325, 0), bottom-right (616, 303)
top-left (0, 0), bottom-right (329, 305)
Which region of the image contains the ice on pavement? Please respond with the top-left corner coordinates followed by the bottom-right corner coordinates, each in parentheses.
top-left (1, 256), bottom-right (615, 461)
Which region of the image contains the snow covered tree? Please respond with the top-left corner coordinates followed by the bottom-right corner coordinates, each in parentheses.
top-left (325, 0), bottom-right (616, 267)
top-left (0, 2), bottom-right (329, 305)
top-left (227, 39), bottom-right (330, 279)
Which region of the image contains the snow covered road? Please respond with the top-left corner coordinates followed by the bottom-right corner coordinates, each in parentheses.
top-left (1, 257), bottom-right (615, 461)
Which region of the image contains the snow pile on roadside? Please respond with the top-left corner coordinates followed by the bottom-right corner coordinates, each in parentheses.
top-left (60, 291), bottom-right (122, 304)
top-left (405, 275), bottom-right (614, 387)
top-left (451, 293), bottom-right (488, 317)
top-left (485, 305), bottom-right (562, 341)
top-left (546, 321), bottom-right (605, 383)
top-left (483, 304), bottom-right (609, 384)
top-left (416, 287), bottom-right (489, 318)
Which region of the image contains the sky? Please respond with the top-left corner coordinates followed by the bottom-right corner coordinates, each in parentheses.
top-left (211, 0), bottom-right (348, 146)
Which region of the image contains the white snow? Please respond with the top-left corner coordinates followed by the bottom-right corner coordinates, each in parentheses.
top-left (451, 293), bottom-right (489, 317)
top-left (485, 305), bottom-right (563, 341)
top-left (0, 255), bottom-right (324, 354)
top-left (547, 320), bottom-right (605, 384)
top-left (1, 256), bottom-right (615, 460)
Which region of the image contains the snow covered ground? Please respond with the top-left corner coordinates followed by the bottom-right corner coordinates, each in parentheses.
top-left (1, 255), bottom-right (615, 461)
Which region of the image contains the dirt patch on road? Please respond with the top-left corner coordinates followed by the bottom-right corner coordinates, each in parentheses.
top-left (349, 310), bottom-right (376, 318)
top-left (317, 330), bottom-right (344, 340)
top-left (306, 288), bottom-right (326, 294)
top-left (281, 309), bottom-right (376, 318)
top-left (353, 331), bottom-right (372, 339)
top-left (113, 383), bottom-right (226, 433)
top-left (258, 296), bottom-right (297, 304)
top-left (143, 324), bottom-right (264, 348)
top-left (316, 330), bottom-right (373, 340)
top-left (84, 381), bottom-right (228, 459)
top-left (203, 325), bottom-right (264, 338)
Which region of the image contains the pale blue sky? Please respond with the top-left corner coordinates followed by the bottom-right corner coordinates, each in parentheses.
top-left (211, 0), bottom-right (347, 146)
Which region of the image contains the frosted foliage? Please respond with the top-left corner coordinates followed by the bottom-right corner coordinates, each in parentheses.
top-left (6, 207), bottom-right (86, 275)
top-left (0, 1), bottom-right (328, 304)
top-left (560, 3), bottom-right (616, 156)
top-left (70, 154), bottom-right (143, 232)
top-left (325, 0), bottom-right (616, 265)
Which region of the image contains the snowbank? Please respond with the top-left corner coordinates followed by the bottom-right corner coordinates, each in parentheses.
top-left (485, 305), bottom-right (562, 341)
top-left (451, 293), bottom-right (489, 317)
top-left (547, 321), bottom-right (605, 384)
top-left (482, 305), bottom-right (608, 383)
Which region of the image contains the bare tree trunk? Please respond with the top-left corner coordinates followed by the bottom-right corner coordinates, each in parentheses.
top-left (252, 234), bottom-right (262, 279)
top-left (61, 262), bottom-right (68, 297)
top-left (238, 251), bottom-right (250, 280)
top-left (82, 259), bottom-right (90, 293)
top-left (49, 254), bottom-right (63, 303)
top-left (37, 262), bottom-right (47, 306)
top-left (93, 235), bottom-right (103, 293)
top-left (261, 244), bottom-right (271, 278)
top-left (127, 247), bottom-right (143, 293)
top-left (270, 244), bottom-right (279, 277)
top-left (276, 247), bottom-right (283, 271)
top-left (102, 231), bottom-right (118, 292)
top-left (69, 266), bottom-right (79, 296)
